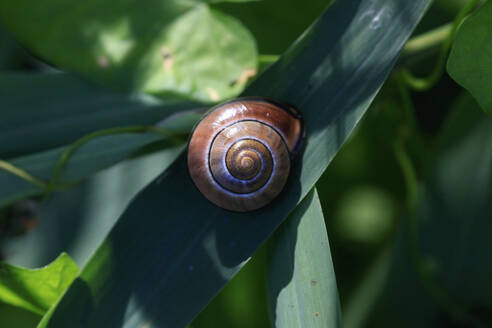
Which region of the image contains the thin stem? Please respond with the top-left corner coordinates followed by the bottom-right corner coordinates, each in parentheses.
top-left (0, 160), bottom-right (48, 189)
top-left (258, 54), bottom-right (280, 74)
top-left (0, 125), bottom-right (184, 206)
top-left (395, 74), bottom-right (418, 134)
top-left (400, 23), bottom-right (453, 59)
top-left (395, 141), bottom-right (489, 326)
top-left (258, 54), bottom-right (279, 65)
top-left (45, 125), bottom-right (183, 195)
top-left (393, 141), bottom-right (418, 209)
top-left (401, 0), bottom-right (480, 91)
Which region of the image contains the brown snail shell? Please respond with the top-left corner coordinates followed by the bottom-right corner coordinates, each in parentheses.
top-left (187, 97), bottom-right (303, 212)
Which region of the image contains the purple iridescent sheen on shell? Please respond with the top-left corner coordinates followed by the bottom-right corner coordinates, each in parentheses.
top-left (187, 97), bottom-right (303, 212)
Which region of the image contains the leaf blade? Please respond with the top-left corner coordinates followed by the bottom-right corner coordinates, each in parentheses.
top-left (0, 253), bottom-right (79, 315)
top-left (0, 73), bottom-right (201, 158)
top-left (40, 1), bottom-right (432, 327)
top-left (268, 188), bottom-right (342, 328)
top-left (0, 110), bottom-right (200, 207)
top-left (447, 1), bottom-right (492, 114)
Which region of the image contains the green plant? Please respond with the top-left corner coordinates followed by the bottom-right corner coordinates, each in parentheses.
top-left (1, 0), bottom-right (491, 327)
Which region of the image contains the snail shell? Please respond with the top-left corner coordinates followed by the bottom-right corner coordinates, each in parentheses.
top-left (187, 97), bottom-right (303, 212)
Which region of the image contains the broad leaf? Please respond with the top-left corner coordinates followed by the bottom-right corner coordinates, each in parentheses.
top-left (268, 188), bottom-right (341, 328)
top-left (0, 2), bottom-right (257, 102)
top-left (0, 253), bottom-right (78, 316)
top-left (447, 1), bottom-right (492, 114)
top-left (40, 0), bottom-right (431, 327)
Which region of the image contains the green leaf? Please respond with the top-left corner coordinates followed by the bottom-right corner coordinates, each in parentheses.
top-left (447, 1), bottom-right (492, 114)
top-left (0, 110), bottom-right (200, 208)
top-left (40, 1), bottom-right (431, 327)
top-left (0, 253), bottom-right (79, 316)
top-left (202, 0), bottom-right (260, 3)
top-left (0, 27), bottom-right (21, 70)
top-left (0, 73), bottom-right (201, 158)
top-left (216, 0), bottom-right (332, 55)
top-left (0, 303), bottom-right (41, 328)
top-left (5, 147), bottom-right (185, 269)
top-left (268, 188), bottom-right (341, 328)
top-left (191, 246), bottom-right (270, 327)
top-left (0, 3), bottom-right (257, 102)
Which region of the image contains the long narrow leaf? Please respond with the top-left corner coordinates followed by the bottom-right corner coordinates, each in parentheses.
top-left (0, 110), bottom-right (200, 207)
top-left (41, 0), bottom-right (431, 327)
top-left (0, 73), bottom-right (201, 158)
top-left (268, 188), bottom-right (341, 328)
top-left (4, 147), bottom-right (185, 269)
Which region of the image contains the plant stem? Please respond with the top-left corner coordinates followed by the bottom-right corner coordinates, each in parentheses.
top-left (45, 126), bottom-right (183, 195)
top-left (400, 23), bottom-right (452, 59)
top-left (258, 54), bottom-right (279, 65)
top-left (0, 125), bottom-right (184, 205)
top-left (0, 160), bottom-right (48, 189)
top-left (258, 54), bottom-right (280, 74)
top-left (400, 0), bottom-right (480, 91)
top-left (395, 74), bottom-right (418, 134)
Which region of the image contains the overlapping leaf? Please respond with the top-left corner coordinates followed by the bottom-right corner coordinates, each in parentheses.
top-left (268, 189), bottom-right (341, 328)
top-left (0, 253), bottom-right (78, 316)
top-left (0, 73), bottom-right (201, 158)
top-left (216, 0), bottom-right (332, 54)
top-left (4, 148), bottom-right (184, 269)
top-left (37, 1), bottom-right (431, 327)
top-left (0, 109), bottom-right (200, 208)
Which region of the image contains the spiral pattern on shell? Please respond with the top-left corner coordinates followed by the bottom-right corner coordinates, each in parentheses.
top-left (187, 97), bottom-right (303, 212)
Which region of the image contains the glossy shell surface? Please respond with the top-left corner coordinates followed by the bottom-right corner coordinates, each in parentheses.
top-left (187, 98), bottom-right (303, 212)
